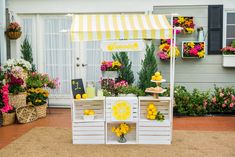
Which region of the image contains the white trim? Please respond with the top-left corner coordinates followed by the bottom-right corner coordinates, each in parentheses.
top-left (0, 0), bottom-right (6, 64)
top-left (224, 10), bottom-right (235, 47)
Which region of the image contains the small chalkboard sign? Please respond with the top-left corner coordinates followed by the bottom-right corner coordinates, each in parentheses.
top-left (71, 79), bottom-right (85, 98)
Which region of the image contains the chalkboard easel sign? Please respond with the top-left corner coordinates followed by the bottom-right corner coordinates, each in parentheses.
top-left (71, 79), bottom-right (85, 99)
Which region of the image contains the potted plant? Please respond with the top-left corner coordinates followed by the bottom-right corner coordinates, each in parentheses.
top-left (5, 22), bottom-right (22, 40)
top-left (173, 16), bottom-right (195, 34)
top-left (157, 39), bottom-right (180, 61)
top-left (182, 41), bottom-right (205, 58)
top-left (221, 40), bottom-right (235, 67)
top-left (100, 61), bottom-right (122, 78)
top-left (0, 84), bottom-right (15, 126)
top-left (111, 123), bottom-right (130, 143)
top-left (26, 72), bottom-right (59, 118)
top-left (2, 59), bottom-right (31, 109)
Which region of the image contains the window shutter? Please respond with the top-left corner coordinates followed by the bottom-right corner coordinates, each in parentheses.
top-left (208, 5), bottom-right (223, 55)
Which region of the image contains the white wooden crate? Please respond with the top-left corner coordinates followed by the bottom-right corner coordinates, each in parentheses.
top-left (105, 97), bottom-right (138, 122)
top-left (138, 97), bottom-right (172, 144)
top-left (73, 97), bottom-right (105, 122)
top-left (106, 122), bottom-right (138, 144)
top-left (72, 122), bottom-right (105, 144)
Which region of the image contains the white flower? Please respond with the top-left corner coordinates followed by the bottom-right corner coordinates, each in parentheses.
top-left (3, 58), bottom-right (32, 71)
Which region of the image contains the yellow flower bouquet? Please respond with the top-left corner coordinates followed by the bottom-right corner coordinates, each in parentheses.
top-left (27, 88), bottom-right (49, 106)
top-left (111, 123), bottom-right (130, 143)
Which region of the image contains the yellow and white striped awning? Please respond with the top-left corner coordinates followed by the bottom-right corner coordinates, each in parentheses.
top-left (70, 14), bottom-right (172, 41)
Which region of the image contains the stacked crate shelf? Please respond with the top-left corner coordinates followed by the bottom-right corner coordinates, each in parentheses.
top-left (72, 97), bottom-right (105, 144)
top-left (105, 97), bottom-right (139, 144)
top-left (138, 96), bottom-right (172, 144)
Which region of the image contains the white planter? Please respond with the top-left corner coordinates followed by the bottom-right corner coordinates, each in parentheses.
top-left (102, 71), bottom-right (118, 78)
top-left (223, 55), bottom-right (235, 67)
top-left (118, 94), bottom-right (137, 97)
top-left (83, 115), bottom-right (95, 121)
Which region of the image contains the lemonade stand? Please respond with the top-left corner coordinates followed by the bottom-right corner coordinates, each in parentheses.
top-left (70, 14), bottom-right (177, 144)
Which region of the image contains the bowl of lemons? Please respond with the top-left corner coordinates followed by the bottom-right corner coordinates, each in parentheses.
top-left (83, 109), bottom-right (95, 120)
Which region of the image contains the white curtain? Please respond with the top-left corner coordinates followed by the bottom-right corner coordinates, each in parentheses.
top-left (20, 16), bottom-right (37, 66)
top-left (43, 16), bottom-right (75, 97)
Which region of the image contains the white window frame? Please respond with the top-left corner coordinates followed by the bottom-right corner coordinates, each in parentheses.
top-left (224, 10), bottom-right (235, 47)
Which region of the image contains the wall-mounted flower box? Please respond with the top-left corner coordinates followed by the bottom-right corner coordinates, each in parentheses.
top-left (173, 16), bottom-right (195, 34)
top-left (223, 55), bottom-right (235, 67)
top-left (221, 45), bottom-right (235, 67)
top-left (182, 41), bottom-right (205, 58)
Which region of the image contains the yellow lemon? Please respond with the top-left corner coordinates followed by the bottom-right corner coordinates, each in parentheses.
top-left (148, 104), bottom-right (155, 109)
top-left (151, 76), bottom-right (157, 81)
top-left (82, 94), bottom-right (88, 99)
top-left (89, 110), bottom-right (95, 115)
top-left (84, 110), bottom-right (90, 115)
top-left (152, 111), bottom-right (157, 116)
top-left (150, 115), bottom-right (156, 120)
top-left (155, 72), bottom-right (161, 77)
top-left (148, 111), bottom-right (153, 115)
top-left (155, 76), bottom-right (162, 81)
top-left (75, 94), bottom-right (81, 100)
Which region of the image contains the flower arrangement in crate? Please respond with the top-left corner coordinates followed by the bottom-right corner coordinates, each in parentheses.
top-left (173, 16), bottom-right (195, 34)
top-left (221, 40), bottom-right (235, 67)
top-left (100, 61), bottom-right (122, 78)
top-left (26, 72), bottom-right (60, 118)
top-left (2, 59), bottom-right (32, 109)
top-left (182, 41), bottom-right (205, 58)
top-left (5, 22), bottom-right (22, 40)
top-left (112, 123), bottom-right (130, 143)
top-left (157, 39), bottom-right (180, 61)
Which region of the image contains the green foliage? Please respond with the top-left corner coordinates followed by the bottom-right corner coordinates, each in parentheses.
top-left (8, 84), bottom-right (25, 94)
top-left (232, 40), bottom-right (235, 48)
top-left (138, 43), bottom-right (157, 91)
top-left (112, 52), bottom-right (135, 85)
top-left (21, 37), bottom-right (36, 72)
top-left (116, 86), bottom-right (145, 96)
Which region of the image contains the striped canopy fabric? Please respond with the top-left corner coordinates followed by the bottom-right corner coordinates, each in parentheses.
top-left (70, 14), bottom-right (172, 41)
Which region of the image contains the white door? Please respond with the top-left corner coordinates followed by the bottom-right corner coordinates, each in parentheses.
top-left (41, 15), bottom-right (80, 107)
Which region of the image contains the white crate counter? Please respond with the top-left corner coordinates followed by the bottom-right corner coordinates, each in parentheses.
top-left (72, 96), bottom-right (172, 144)
top-left (72, 97), bottom-right (105, 144)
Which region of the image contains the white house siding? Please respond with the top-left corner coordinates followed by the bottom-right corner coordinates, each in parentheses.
top-left (153, 5), bottom-right (235, 91)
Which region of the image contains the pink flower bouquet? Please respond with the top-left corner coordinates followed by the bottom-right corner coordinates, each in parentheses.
top-left (100, 61), bottom-right (122, 71)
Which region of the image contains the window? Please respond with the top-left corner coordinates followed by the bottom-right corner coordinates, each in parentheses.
top-left (225, 12), bottom-right (235, 46)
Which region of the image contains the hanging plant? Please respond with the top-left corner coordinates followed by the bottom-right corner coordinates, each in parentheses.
top-left (173, 16), bottom-right (195, 34)
top-left (157, 39), bottom-right (180, 61)
top-left (5, 22), bottom-right (22, 40)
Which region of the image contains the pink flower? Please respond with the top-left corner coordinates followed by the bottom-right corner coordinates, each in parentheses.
top-left (189, 48), bottom-right (198, 56)
top-left (219, 93), bottom-right (224, 97)
top-left (230, 103), bottom-right (234, 108)
top-left (0, 84), bottom-right (13, 113)
top-left (224, 100), bottom-right (227, 104)
top-left (222, 104), bottom-right (226, 108)
top-left (231, 95), bottom-right (235, 101)
top-left (212, 97), bottom-right (216, 103)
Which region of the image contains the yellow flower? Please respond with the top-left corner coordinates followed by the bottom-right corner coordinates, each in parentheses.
top-left (188, 42), bottom-right (195, 48)
top-left (185, 28), bottom-right (195, 33)
top-left (159, 43), bottom-right (168, 50)
top-left (178, 16), bottom-right (185, 24)
top-left (198, 51), bottom-right (205, 58)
